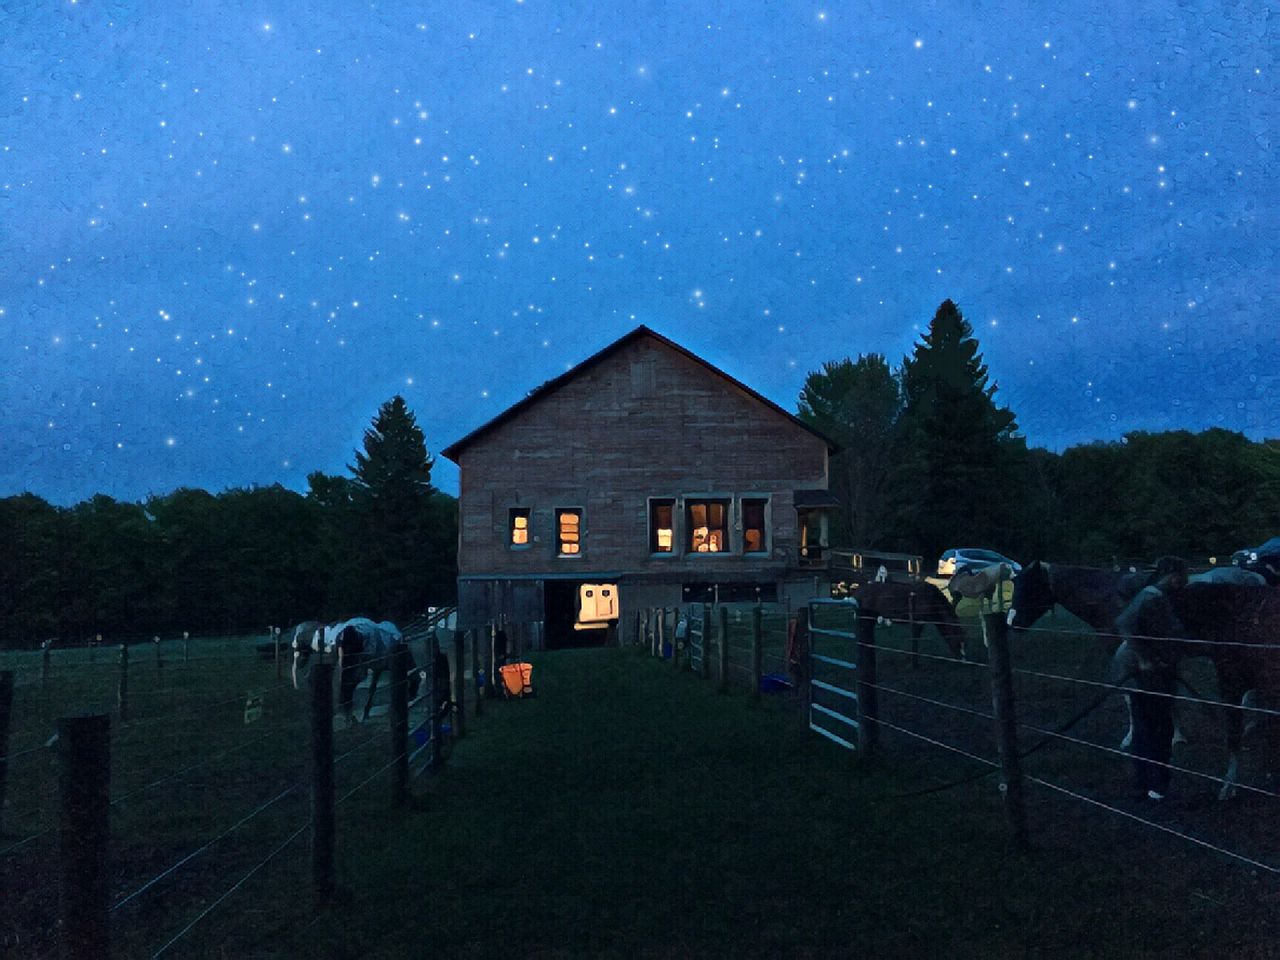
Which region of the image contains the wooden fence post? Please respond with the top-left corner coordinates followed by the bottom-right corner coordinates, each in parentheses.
top-left (310, 660), bottom-right (335, 907)
top-left (486, 624), bottom-right (498, 700)
top-left (183, 630), bottom-right (190, 664)
top-left (700, 607), bottom-right (712, 680)
top-left (57, 712), bottom-right (110, 960)
top-left (0, 672), bottom-right (11, 835)
top-left (42, 642), bottom-right (52, 686)
top-left (154, 635), bottom-right (163, 678)
top-left (751, 605), bottom-right (763, 703)
top-left (657, 608), bottom-right (667, 661)
top-left (799, 608), bottom-right (813, 720)
top-left (908, 591), bottom-right (919, 669)
top-left (984, 609), bottom-right (1029, 849)
top-left (471, 629), bottom-right (483, 718)
top-left (117, 644), bottom-right (129, 723)
top-left (453, 631), bottom-right (466, 739)
top-left (390, 645), bottom-right (409, 808)
top-left (274, 627), bottom-right (282, 679)
top-left (855, 613), bottom-right (879, 757)
top-left (673, 609), bottom-right (682, 669)
top-left (718, 606), bottom-right (730, 694)
top-left (430, 638), bottom-right (445, 773)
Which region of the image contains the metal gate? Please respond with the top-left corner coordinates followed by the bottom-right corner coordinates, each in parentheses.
top-left (687, 603), bottom-right (706, 670)
top-left (807, 598), bottom-right (860, 751)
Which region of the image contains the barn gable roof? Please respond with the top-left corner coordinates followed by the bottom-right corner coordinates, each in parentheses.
top-left (441, 325), bottom-right (837, 462)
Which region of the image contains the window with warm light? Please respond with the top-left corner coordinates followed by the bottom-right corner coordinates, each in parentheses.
top-left (556, 508), bottom-right (582, 556)
top-left (509, 508), bottom-right (530, 548)
top-left (742, 498), bottom-right (768, 553)
top-left (649, 499), bottom-right (675, 553)
top-left (686, 499), bottom-right (729, 553)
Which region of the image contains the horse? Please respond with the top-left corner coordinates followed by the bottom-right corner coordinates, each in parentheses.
top-left (1008, 561), bottom-right (1150, 636)
top-left (1008, 560), bottom-right (1186, 749)
top-left (290, 618), bottom-right (422, 722)
top-left (1116, 580), bottom-right (1280, 799)
top-left (853, 579), bottom-right (968, 660)
top-left (1190, 567), bottom-right (1268, 587)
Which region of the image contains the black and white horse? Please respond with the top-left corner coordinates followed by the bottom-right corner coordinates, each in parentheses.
top-left (291, 617), bottom-right (421, 722)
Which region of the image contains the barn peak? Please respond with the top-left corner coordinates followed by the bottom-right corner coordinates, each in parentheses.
top-left (440, 325), bottom-right (836, 462)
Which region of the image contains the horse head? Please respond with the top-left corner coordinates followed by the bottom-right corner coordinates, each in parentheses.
top-left (335, 623), bottom-right (369, 711)
top-left (289, 620), bottom-right (323, 689)
top-left (1008, 560), bottom-right (1053, 631)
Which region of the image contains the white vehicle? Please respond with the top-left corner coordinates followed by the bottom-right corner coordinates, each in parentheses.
top-left (937, 548), bottom-right (1022, 578)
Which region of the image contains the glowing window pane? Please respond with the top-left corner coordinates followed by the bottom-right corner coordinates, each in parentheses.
top-left (509, 509), bottom-right (530, 546)
top-left (557, 509), bottom-right (582, 555)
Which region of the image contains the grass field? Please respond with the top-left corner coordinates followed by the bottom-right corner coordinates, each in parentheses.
top-left (3, 627), bottom-right (1277, 957)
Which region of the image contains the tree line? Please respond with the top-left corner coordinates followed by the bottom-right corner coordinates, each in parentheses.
top-left (0, 397), bottom-right (456, 649)
top-left (3, 302), bottom-right (1276, 647)
top-left (798, 299), bottom-right (1280, 568)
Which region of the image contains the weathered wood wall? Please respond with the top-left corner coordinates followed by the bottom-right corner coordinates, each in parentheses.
top-left (456, 335), bottom-right (829, 578)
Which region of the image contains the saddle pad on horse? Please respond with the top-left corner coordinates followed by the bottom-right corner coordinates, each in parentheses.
top-left (948, 562), bottom-right (1013, 599)
top-left (500, 662), bottom-right (534, 698)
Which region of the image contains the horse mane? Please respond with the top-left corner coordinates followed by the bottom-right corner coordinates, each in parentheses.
top-left (1041, 564), bottom-right (1146, 630)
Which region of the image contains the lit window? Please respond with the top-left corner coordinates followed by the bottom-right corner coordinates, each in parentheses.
top-left (556, 508), bottom-right (582, 556)
top-left (509, 508), bottom-right (530, 547)
top-left (742, 498), bottom-right (768, 553)
top-left (649, 499), bottom-right (675, 553)
top-left (686, 499), bottom-right (729, 553)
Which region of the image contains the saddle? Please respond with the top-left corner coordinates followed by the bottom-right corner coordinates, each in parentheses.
top-left (948, 562), bottom-right (1012, 599)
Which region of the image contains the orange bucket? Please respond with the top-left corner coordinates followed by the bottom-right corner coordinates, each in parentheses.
top-left (499, 662), bottom-right (534, 697)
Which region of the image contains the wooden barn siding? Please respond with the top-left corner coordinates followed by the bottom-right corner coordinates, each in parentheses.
top-left (456, 338), bottom-right (828, 577)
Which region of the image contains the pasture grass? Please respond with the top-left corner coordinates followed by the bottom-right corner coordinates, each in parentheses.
top-left (3, 625), bottom-right (1276, 957)
top-left (280, 642), bottom-right (1272, 959)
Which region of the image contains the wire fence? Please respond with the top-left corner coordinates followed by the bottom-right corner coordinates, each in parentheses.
top-left (0, 605), bottom-right (532, 958)
top-left (637, 588), bottom-right (1280, 887)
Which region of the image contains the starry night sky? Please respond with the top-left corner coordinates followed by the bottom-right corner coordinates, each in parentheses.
top-left (2, 2), bottom-right (1274, 505)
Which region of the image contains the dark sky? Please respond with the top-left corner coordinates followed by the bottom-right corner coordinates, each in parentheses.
top-left (2, 2), bottom-right (1274, 505)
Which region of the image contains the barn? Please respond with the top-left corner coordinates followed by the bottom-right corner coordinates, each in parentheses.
top-left (440, 325), bottom-right (839, 648)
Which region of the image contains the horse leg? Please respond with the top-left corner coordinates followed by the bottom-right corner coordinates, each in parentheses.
top-left (363, 667), bottom-right (381, 721)
top-left (1218, 670), bottom-right (1246, 801)
top-left (1120, 695), bottom-right (1136, 750)
top-left (1171, 700), bottom-right (1188, 747)
top-left (1242, 688), bottom-right (1260, 738)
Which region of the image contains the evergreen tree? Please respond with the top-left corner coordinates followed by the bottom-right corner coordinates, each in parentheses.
top-left (348, 396), bottom-right (454, 618)
top-left (894, 299), bottom-right (1024, 562)
top-left (797, 355), bottom-right (903, 547)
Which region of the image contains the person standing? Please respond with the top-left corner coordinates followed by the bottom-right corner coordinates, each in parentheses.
top-left (1112, 559), bottom-right (1188, 800)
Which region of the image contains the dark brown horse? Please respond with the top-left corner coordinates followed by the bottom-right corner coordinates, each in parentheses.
top-left (1009, 560), bottom-right (1191, 748)
top-left (854, 579), bottom-right (968, 659)
top-left (1123, 581), bottom-right (1280, 798)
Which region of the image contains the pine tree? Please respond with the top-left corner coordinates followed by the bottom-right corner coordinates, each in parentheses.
top-left (894, 299), bottom-right (1024, 562)
top-left (347, 396), bottom-right (452, 619)
top-left (350, 395), bottom-right (437, 504)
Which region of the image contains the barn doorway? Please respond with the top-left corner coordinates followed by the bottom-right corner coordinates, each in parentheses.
top-left (543, 580), bottom-right (614, 649)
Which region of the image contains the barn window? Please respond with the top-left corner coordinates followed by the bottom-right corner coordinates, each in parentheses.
top-left (742, 498), bottom-right (768, 553)
top-left (630, 359), bottom-right (656, 398)
top-left (797, 508), bottom-right (829, 565)
top-left (509, 508), bottom-right (530, 548)
top-left (556, 508), bottom-right (582, 556)
top-left (649, 498), bottom-right (675, 553)
top-left (686, 499), bottom-right (729, 553)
